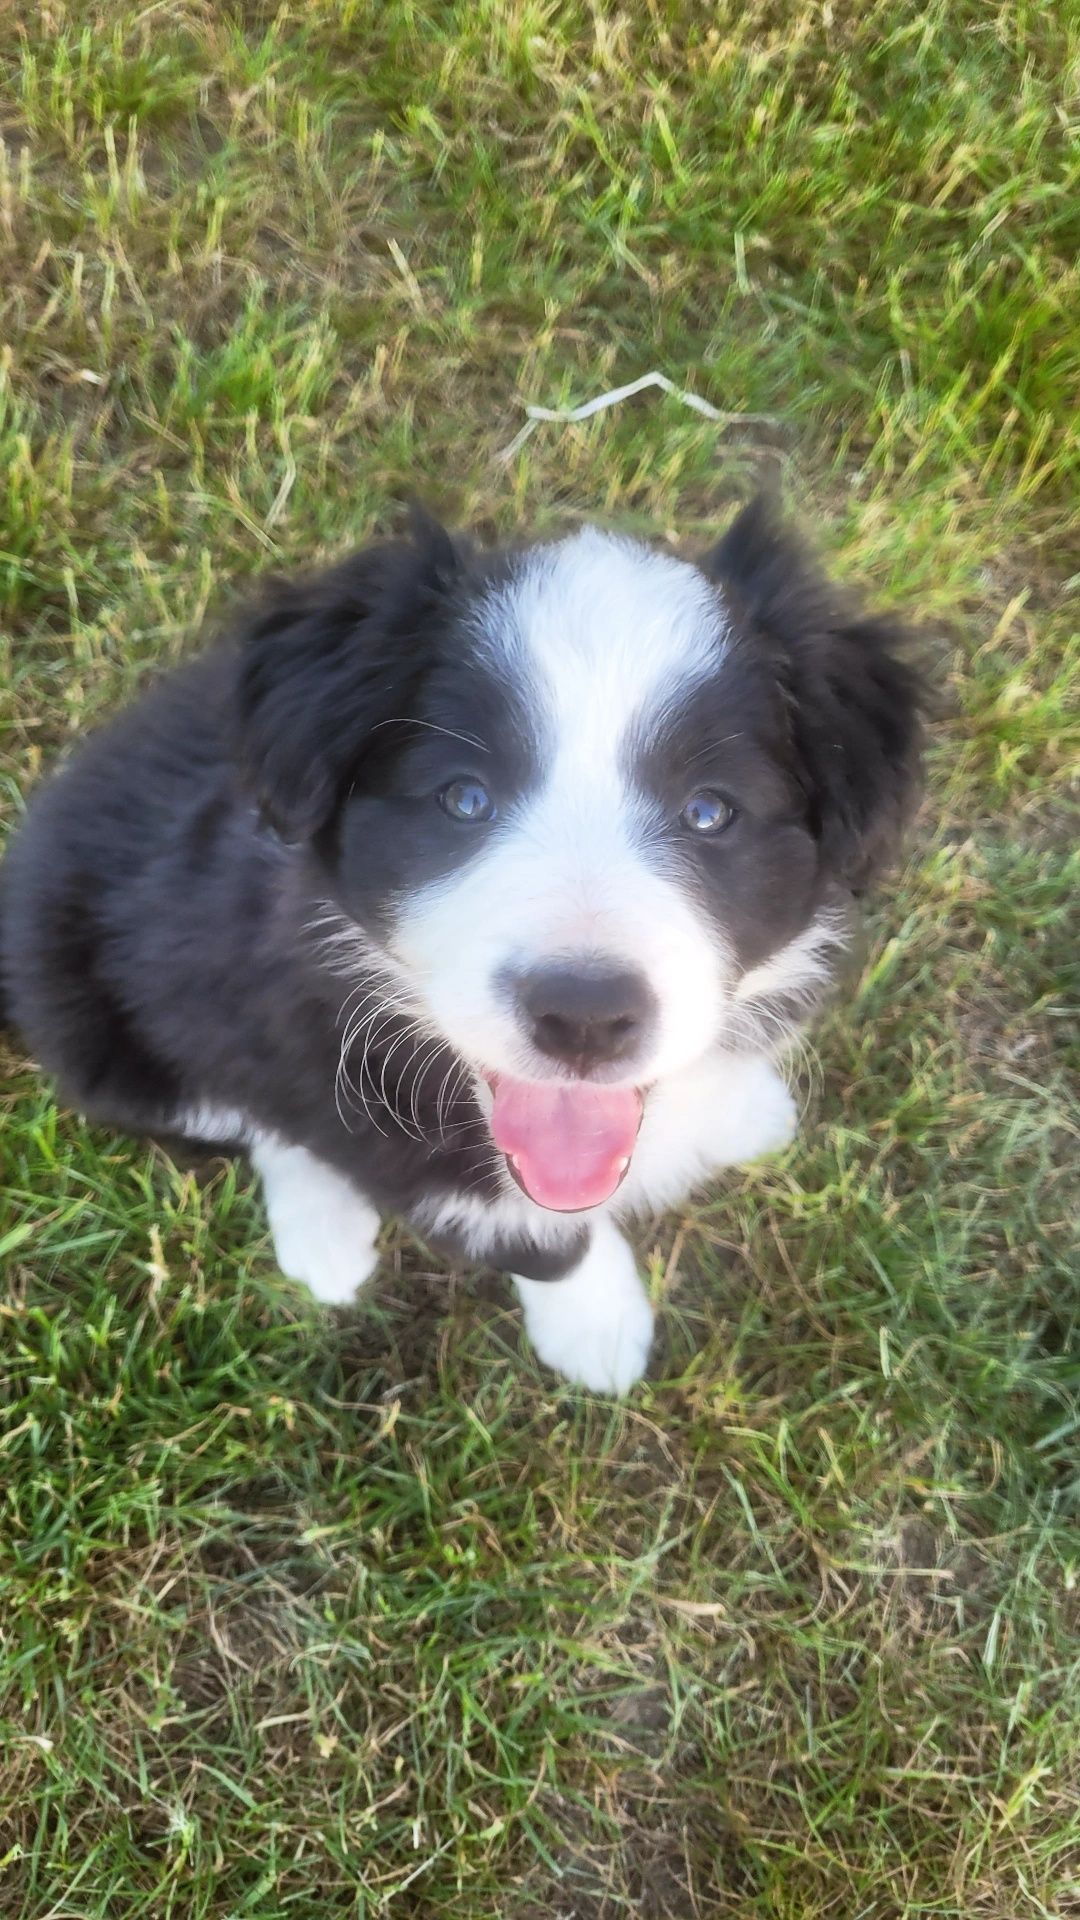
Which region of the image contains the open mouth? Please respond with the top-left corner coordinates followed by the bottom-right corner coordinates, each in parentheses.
top-left (486, 1074), bottom-right (645, 1212)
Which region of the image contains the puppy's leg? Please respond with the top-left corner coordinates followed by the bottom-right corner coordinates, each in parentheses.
top-left (710, 1052), bottom-right (798, 1165)
top-left (251, 1137), bottom-right (380, 1305)
top-left (513, 1217), bottom-right (654, 1394)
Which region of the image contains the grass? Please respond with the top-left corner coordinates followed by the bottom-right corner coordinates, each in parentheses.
top-left (1, 1), bottom-right (1078, 1913)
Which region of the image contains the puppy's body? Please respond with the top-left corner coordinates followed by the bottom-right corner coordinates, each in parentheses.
top-left (0, 504), bottom-right (920, 1390)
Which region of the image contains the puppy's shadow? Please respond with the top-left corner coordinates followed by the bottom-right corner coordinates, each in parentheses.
top-left (324, 1233), bottom-right (514, 1394)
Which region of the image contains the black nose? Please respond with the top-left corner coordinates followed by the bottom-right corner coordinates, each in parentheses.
top-left (513, 963), bottom-right (657, 1074)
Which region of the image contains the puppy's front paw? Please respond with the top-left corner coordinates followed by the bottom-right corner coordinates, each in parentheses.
top-left (525, 1285), bottom-right (655, 1394)
top-left (254, 1140), bottom-right (380, 1305)
top-left (514, 1222), bottom-right (654, 1394)
top-left (273, 1206), bottom-right (380, 1305)
top-left (745, 1065), bottom-right (798, 1159)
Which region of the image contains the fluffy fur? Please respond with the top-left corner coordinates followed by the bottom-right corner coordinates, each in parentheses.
top-left (0, 500), bottom-right (922, 1391)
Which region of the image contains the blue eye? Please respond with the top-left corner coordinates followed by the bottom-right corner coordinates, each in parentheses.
top-left (681, 790), bottom-right (736, 835)
top-left (440, 779), bottom-right (495, 823)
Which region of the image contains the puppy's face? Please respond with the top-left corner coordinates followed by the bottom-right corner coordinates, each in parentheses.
top-left (238, 505), bottom-right (920, 1210)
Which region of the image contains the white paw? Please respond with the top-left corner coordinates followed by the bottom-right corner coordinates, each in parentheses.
top-left (741, 1062), bottom-right (798, 1159)
top-left (514, 1221), bottom-right (654, 1394)
top-left (252, 1138), bottom-right (380, 1305)
top-left (271, 1201), bottom-right (379, 1304)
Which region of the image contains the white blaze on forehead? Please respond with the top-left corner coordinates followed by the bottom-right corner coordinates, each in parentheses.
top-left (389, 527), bottom-right (735, 1088)
top-left (475, 528), bottom-right (726, 773)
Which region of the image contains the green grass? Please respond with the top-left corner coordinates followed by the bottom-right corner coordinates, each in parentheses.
top-left (2, 2), bottom-right (1079, 1913)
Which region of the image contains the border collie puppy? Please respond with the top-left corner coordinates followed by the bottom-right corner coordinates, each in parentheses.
top-left (0, 501), bottom-right (921, 1391)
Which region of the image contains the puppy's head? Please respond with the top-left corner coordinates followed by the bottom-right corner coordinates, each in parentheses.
top-left (236, 502), bottom-right (922, 1211)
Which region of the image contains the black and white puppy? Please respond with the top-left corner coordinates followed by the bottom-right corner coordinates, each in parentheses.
top-left (0, 501), bottom-right (921, 1391)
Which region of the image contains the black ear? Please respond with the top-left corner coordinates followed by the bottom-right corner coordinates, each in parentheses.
top-left (704, 497), bottom-right (924, 891)
top-left (233, 512), bottom-right (464, 838)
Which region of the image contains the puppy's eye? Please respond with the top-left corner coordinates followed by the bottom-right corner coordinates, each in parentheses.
top-left (681, 790), bottom-right (736, 835)
top-left (439, 779), bottom-right (495, 823)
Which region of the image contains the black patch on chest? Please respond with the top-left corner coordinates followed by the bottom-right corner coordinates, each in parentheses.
top-left (422, 1219), bottom-right (590, 1283)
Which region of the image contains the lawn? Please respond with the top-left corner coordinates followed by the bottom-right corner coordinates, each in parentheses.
top-left (1, 2), bottom-right (1078, 1914)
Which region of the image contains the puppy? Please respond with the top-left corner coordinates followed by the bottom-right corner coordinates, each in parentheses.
top-left (0, 501), bottom-right (921, 1390)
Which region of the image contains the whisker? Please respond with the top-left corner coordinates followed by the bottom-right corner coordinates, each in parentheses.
top-left (681, 733), bottom-right (745, 769)
top-left (377, 1023), bottom-right (434, 1141)
top-left (337, 1020), bottom-right (388, 1137)
top-left (365, 717), bottom-right (489, 755)
top-left (438, 1056), bottom-right (475, 1140)
top-left (337, 981), bottom-right (408, 1027)
top-left (434, 1059), bottom-right (458, 1140)
top-left (407, 1038), bottom-right (452, 1141)
top-left (452, 1158), bottom-right (510, 1199)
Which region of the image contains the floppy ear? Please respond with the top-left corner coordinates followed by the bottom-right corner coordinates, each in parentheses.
top-left (704, 497), bottom-right (924, 891)
top-left (233, 510), bottom-right (464, 839)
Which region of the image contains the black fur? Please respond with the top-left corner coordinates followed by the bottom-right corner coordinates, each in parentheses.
top-left (703, 497), bottom-right (922, 892)
top-left (0, 501), bottom-right (922, 1286)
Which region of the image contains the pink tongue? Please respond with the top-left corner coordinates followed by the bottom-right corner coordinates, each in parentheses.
top-left (489, 1077), bottom-right (643, 1212)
